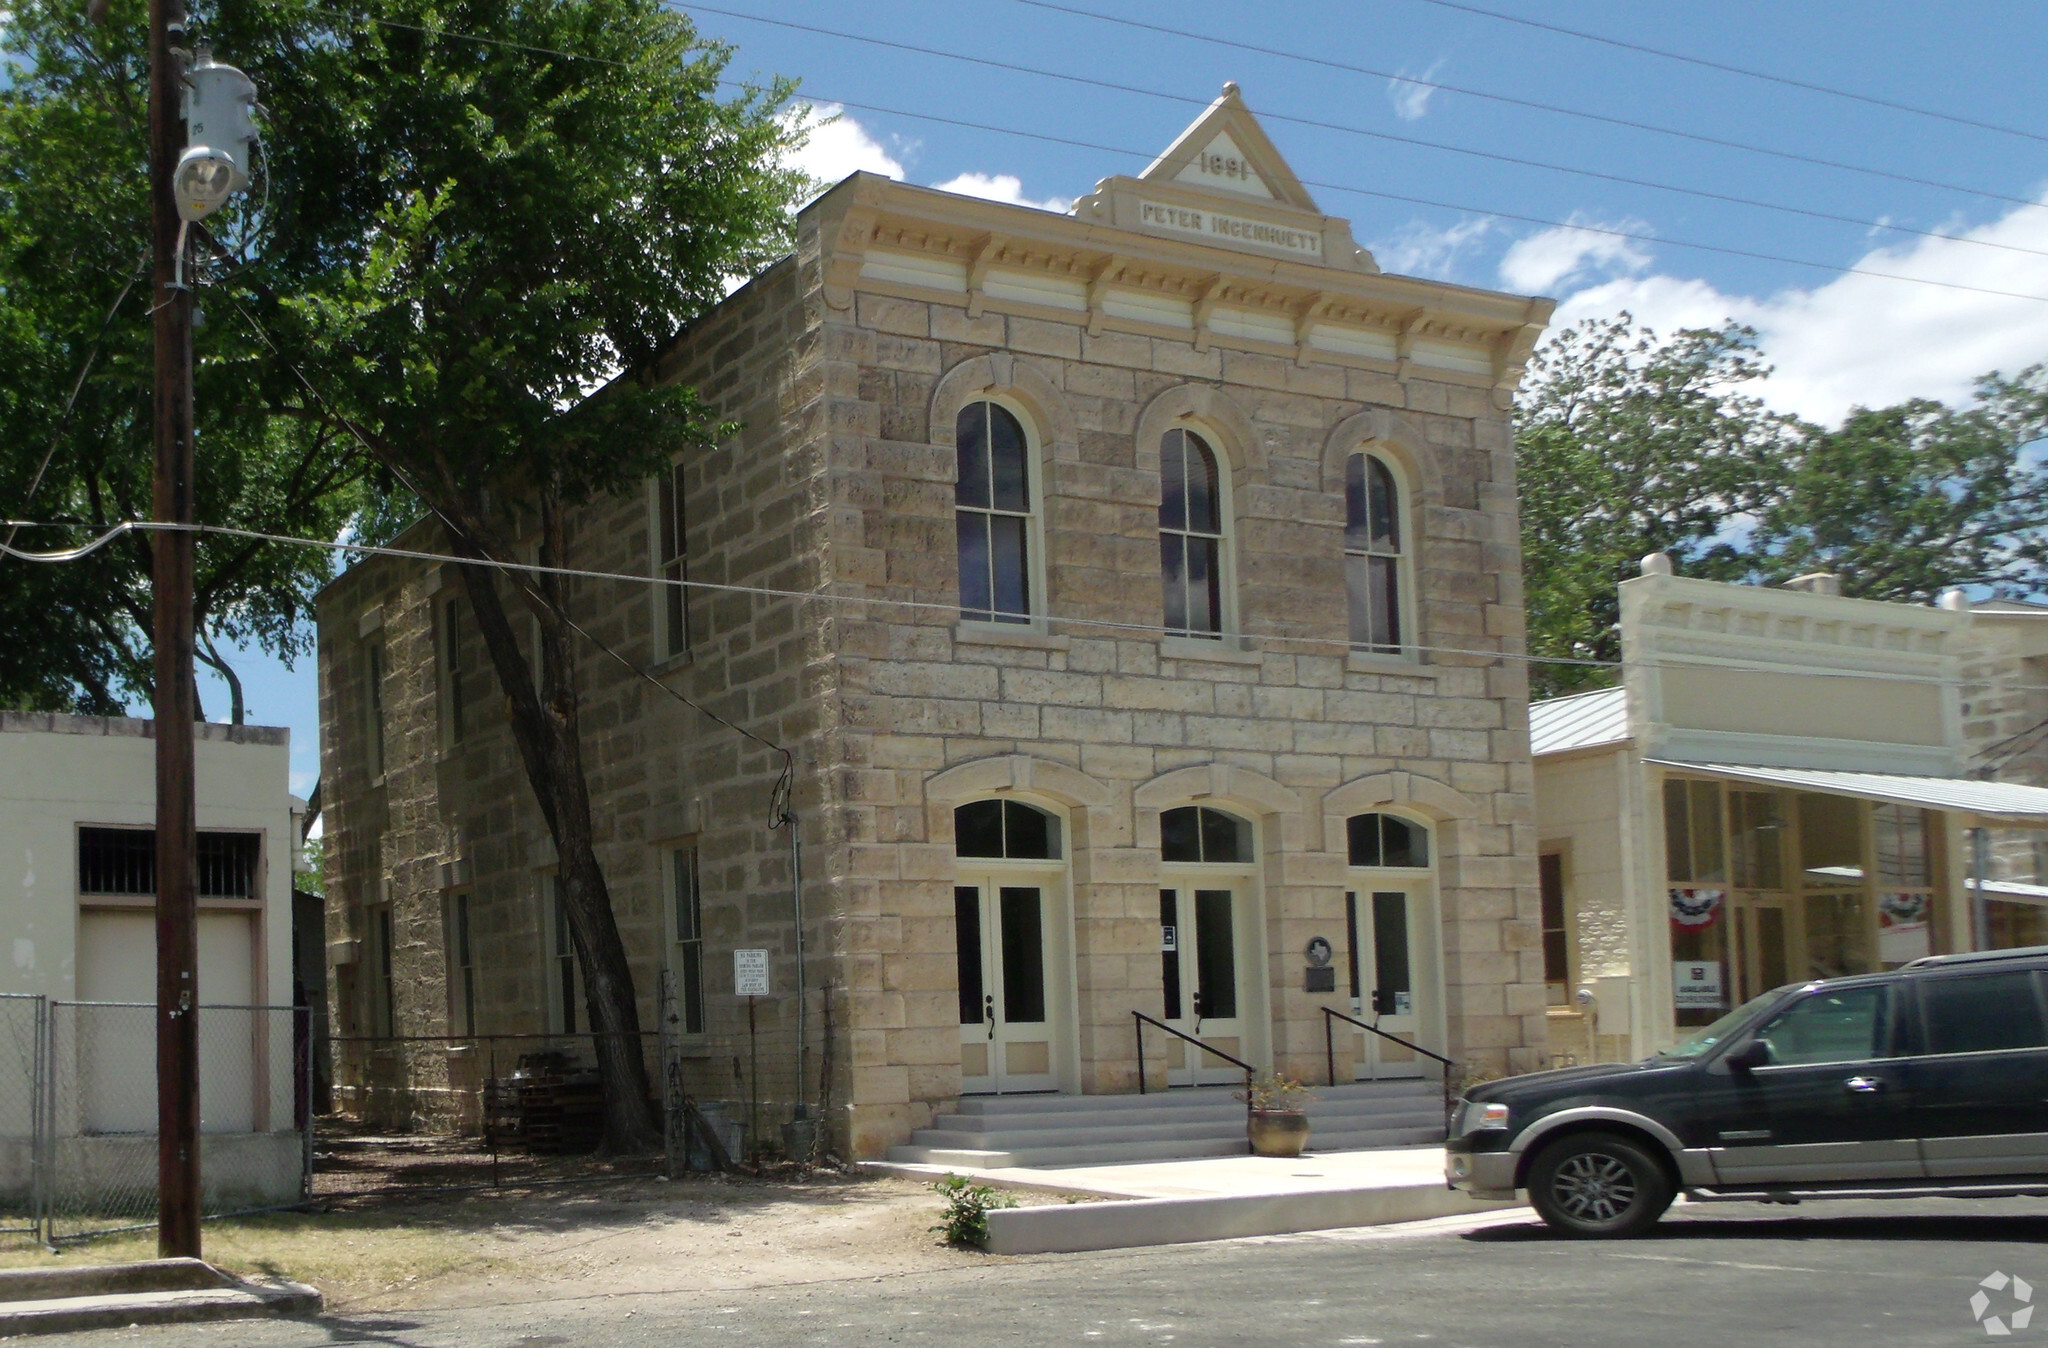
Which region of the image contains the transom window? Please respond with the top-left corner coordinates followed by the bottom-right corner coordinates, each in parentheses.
top-left (1347, 813), bottom-right (1430, 869)
top-left (956, 401), bottom-right (1033, 624)
top-left (1160, 428), bottom-right (1225, 639)
top-left (1160, 806), bottom-right (1251, 864)
top-left (955, 799), bottom-right (1061, 860)
top-left (1345, 453), bottom-right (1405, 654)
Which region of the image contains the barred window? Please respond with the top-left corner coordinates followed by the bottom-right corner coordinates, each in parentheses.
top-left (77, 827), bottom-right (260, 898)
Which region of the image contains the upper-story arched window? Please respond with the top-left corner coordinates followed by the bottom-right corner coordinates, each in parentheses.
top-left (955, 799), bottom-right (1062, 860)
top-left (1348, 812), bottom-right (1430, 869)
top-left (956, 401), bottom-right (1034, 624)
top-left (1160, 428), bottom-right (1227, 639)
top-left (1345, 453), bottom-right (1406, 654)
top-left (1160, 806), bottom-right (1252, 864)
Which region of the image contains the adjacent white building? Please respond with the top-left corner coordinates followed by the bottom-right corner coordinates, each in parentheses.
top-left (0, 711), bottom-right (306, 1208)
top-left (1532, 562), bottom-right (2048, 1063)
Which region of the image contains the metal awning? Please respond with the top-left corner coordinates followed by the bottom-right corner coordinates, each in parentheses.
top-left (1646, 760), bottom-right (2048, 827)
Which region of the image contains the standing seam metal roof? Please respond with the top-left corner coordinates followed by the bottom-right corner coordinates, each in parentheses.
top-left (1528, 685), bottom-right (1630, 758)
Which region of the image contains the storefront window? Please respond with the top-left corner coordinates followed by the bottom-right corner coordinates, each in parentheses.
top-left (1804, 891), bottom-right (1874, 979)
top-left (1663, 779), bottom-right (1725, 883)
top-left (1730, 791), bottom-right (1785, 890)
top-left (1798, 793), bottom-right (1863, 885)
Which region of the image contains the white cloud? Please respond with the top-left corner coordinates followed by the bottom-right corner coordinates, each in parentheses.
top-left (1543, 193), bottom-right (2048, 425)
top-left (1498, 215), bottom-right (1654, 295)
top-left (1387, 60), bottom-right (1447, 123)
top-left (927, 171), bottom-right (1071, 214)
top-left (782, 104), bottom-right (908, 197)
top-left (1373, 217), bottom-right (1494, 281)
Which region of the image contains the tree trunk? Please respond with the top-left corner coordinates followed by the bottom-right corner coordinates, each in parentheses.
top-left (448, 505), bottom-right (659, 1153)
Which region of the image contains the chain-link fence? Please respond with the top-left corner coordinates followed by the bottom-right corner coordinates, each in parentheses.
top-left (319, 1032), bottom-right (667, 1196)
top-left (317, 978), bottom-right (841, 1197)
top-left (0, 996), bottom-right (46, 1241)
top-left (0, 998), bottom-right (312, 1246)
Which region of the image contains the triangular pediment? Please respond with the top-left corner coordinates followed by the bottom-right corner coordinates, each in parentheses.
top-left (1139, 83), bottom-right (1319, 213)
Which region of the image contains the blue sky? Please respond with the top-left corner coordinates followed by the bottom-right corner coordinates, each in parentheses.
top-left (159, 0), bottom-right (2048, 798)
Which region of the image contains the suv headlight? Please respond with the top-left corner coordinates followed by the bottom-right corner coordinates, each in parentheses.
top-left (1458, 1101), bottom-right (1510, 1135)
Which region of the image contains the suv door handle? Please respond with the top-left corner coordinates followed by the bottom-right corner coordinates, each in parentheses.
top-left (1844, 1075), bottom-right (1885, 1093)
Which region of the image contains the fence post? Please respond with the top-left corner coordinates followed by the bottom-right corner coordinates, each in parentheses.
top-left (297, 1006), bottom-right (313, 1202)
top-left (32, 996), bottom-right (47, 1247)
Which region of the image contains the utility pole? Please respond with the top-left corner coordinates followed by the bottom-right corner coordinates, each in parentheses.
top-left (147, 0), bottom-right (202, 1260)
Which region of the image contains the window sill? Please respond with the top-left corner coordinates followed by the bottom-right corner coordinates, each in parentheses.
top-left (1346, 650), bottom-right (1436, 678)
top-left (370, 773), bottom-right (387, 790)
top-left (1161, 635), bottom-right (1261, 666)
top-left (649, 649), bottom-right (696, 676)
top-left (955, 621), bottom-right (1069, 650)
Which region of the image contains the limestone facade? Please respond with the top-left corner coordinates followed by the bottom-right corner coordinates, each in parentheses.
top-left (316, 90), bottom-right (1556, 1155)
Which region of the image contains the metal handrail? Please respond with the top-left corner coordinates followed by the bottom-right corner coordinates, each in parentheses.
top-left (1321, 1004), bottom-right (1454, 1082)
top-left (1132, 1010), bottom-right (1257, 1148)
top-left (1322, 1005), bottom-right (1460, 1130)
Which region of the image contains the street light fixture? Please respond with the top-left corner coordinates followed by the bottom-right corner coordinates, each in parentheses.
top-left (174, 45), bottom-right (258, 224)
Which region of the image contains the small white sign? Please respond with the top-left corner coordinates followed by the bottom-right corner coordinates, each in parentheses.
top-left (734, 948), bottom-right (770, 997)
top-left (1161, 925), bottom-right (1178, 953)
top-left (1673, 960), bottom-right (1724, 1010)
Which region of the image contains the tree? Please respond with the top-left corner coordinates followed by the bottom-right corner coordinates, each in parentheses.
top-left (1750, 368), bottom-right (2048, 602)
top-left (191, 0), bottom-right (809, 1148)
top-left (1516, 316), bottom-right (2048, 700)
top-left (0, 0), bottom-right (365, 716)
top-left (1514, 317), bottom-right (1803, 697)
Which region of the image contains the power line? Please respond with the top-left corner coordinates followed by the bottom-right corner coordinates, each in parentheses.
top-left (1405, 0), bottom-right (2048, 148)
top-left (1009, 0), bottom-right (2048, 216)
top-left (295, 6), bottom-right (2048, 303)
top-left (674, 2), bottom-right (2048, 264)
top-left (16, 517), bottom-right (2048, 698)
top-left (785, 90), bottom-right (2048, 305)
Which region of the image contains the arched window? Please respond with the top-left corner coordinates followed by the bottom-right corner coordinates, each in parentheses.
top-left (955, 799), bottom-right (1061, 860)
top-left (1345, 453), bottom-right (1405, 654)
top-left (1347, 812), bottom-right (1430, 869)
top-left (1160, 806), bottom-right (1252, 863)
top-left (956, 401), bottom-right (1034, 624)
top-left (1160, 428), bottom-right (1226, 639)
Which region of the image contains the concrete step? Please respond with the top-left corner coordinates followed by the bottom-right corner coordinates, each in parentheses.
top-left (0, 1260), bottom-right (320, 1336)
top-left (891, 1135), bottom-right (1253, 1169)
top-left (894, 1081), bottom-right (1447, 1168)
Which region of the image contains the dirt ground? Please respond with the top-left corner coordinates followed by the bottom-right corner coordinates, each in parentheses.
top-left (0, 1170), bottom-right (1054, 1312)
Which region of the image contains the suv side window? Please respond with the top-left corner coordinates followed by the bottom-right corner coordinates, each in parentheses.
top-left (1752, 985), bottom-right (1891, 1066)
top-left (1919, 971), bottom-right (2048, 1056)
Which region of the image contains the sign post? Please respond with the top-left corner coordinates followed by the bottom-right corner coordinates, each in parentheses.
top-left (734, 950), bottom-right (768, 1160)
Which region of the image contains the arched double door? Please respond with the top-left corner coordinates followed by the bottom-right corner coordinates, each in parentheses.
top-left (953, 799), bottom-right (1073, 1094)
top-left (1343, 811), bottom-right (1446, 1079)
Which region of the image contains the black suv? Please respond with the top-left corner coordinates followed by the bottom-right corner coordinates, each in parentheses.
top-left (1446, 945), bottom-right (2048, 1237)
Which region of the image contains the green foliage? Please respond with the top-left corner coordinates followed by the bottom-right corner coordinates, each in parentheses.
top-left (1516, 316), bottom-right (2048, 699)
top-left (0, 0), bottom-right (369, 712)
top-left (930, 1173), bottom-right (1016, 1248)
top-left (1241, 1072), bottom-right (1315, 1111)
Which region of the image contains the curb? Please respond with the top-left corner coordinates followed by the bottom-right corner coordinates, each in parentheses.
top-left (983, 1181), bottom-right (1513, 1255)
top-left (0, 1260), bottom-right (321, 1337)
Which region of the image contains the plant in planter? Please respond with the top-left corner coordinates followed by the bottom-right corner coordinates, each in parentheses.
top-left (1240, 1074), bottom-right (1317, 1158)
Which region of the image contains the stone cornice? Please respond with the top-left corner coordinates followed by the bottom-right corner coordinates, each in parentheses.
top-left (807, 174), bottom-right (1554, 395)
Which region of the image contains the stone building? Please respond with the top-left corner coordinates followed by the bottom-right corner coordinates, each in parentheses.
top-left (316, 88), bottom-right (1556, 1157)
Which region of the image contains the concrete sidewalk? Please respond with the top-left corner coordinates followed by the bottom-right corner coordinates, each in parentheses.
top-left (871, 1145), bottom-right (1522, 1254)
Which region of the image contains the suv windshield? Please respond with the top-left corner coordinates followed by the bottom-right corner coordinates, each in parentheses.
top-left (1657, 986), bottom-right (1795, 1059)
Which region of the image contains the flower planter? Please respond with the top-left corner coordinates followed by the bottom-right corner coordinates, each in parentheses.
top-left (1248, 1108), bottom-right (1310, 1158)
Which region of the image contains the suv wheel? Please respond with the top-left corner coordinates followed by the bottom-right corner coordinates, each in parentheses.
top-left (1528, 1131), bottom-right (1674, 1239)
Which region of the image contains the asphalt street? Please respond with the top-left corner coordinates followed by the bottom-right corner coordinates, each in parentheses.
top-left (46, 1198), bottom-right (2048, 1348)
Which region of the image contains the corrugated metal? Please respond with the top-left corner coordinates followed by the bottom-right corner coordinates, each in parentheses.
top-left (1529, 686), bottom-right (1629, 758)
top-left (1647, 760), bottom-right (2048, 826)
